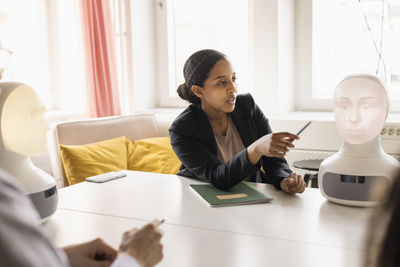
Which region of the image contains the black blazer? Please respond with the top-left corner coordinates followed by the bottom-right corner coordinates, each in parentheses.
top-left (169, 93), bottom-right (292, 190)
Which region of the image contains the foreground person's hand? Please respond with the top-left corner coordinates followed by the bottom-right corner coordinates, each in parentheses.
top-left (63, 238), bottom-right (117, 267)
top-left (119, 221), bottom-right (164, 267)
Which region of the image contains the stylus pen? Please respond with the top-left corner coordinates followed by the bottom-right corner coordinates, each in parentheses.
top-left (158, 217), bottom-right (167, 226)
top-left (296, 121), bottom-right (312, 136)
top-left (290, 121), bottom-right (312, 142)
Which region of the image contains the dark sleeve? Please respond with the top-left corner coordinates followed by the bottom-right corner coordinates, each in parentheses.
top-left (0, 171), bottom-right (70, 267)
top-left (249, 96), bottom-right (292, 190)
top-left (170, 128), bottom-right (258, 190)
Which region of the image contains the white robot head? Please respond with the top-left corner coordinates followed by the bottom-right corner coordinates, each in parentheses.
top-left (333, 74), bottom-right (388, 145)
top-left (0, 82), bottom-right (57, 220)
top-left (0, 83), bottom-right (49, 155)
top-left (319, 74), bottom-right (399, 207)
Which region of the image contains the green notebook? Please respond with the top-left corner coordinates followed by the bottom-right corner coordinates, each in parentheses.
top-left (190, 182), bottom-right (273, 207)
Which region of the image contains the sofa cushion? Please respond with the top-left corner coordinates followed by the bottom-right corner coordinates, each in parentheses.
top-left (127, 137), bottom-right (180, 174)
top-left (60, 136), bottom-right (128, 185)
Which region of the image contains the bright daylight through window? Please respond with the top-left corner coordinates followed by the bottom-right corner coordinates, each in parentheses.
top-left (166, 0), bottom-right (249, 102)
top-left (0, 0), bottom-right (86, 114)
top-left (312, 0), bottom-right (400, 106)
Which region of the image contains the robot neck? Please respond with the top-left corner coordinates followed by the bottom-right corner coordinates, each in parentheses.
top-left (0, 148), bottom-right (54, 194)
top-left (338, 136), bottom-right (385, 158)
top-left (0, 148), bottom-right (36, 175)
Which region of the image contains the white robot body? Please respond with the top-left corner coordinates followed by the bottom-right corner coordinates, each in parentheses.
top-left (319, 138), bottom-right (399, 207)
top-left (20, 165), bottom-right (58, 221)
top-left (19, 169), bottom-right (57, 221)
top-left (0, 150), bottom-right (58, 221)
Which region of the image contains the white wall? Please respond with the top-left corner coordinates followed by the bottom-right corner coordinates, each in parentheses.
top-left (295, 0), bottom-right (312, 111)
top-left (129, 0), bottom-right (157, 111)
top-left (249, 0), bottom-right (296, 117)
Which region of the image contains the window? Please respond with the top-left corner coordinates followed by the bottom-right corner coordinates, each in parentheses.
top-left (109, 0), bottom-right (133, 115)
top-left (297, 0), bottom-right (400, 112)
top-left (0, 0), bottom-right (86, 114)
top-left (0, 0), bottom-right (51, 106)
top-left (156, 0), bottom-right (249, 107)
top-left (50, 0), bottom-right (86, 113)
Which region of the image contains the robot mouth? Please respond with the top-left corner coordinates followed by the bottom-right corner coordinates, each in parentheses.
top-left (345, 129), bottom-right (365, 134)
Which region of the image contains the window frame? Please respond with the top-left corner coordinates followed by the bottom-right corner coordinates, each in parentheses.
top-left (155, 0), bottom-right (187, 108)
top-left (154, 0), bottom-right (251, 108)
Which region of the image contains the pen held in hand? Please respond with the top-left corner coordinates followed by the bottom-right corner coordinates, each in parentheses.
top-left (158, 217), bottom-right (167, 227)
top-left (296, 121), bottom-right (312, 136)
top-left (290, 121), bottom-right (312, 142)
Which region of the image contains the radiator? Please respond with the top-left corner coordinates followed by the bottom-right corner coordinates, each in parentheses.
top-left (285, 149), bottom-right (335, 177)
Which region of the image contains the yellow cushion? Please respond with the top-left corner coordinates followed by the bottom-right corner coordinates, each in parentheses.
top-left (127, 137), bottom-right (181, 174)
top-left (60, 136), bottom-right (128, 185)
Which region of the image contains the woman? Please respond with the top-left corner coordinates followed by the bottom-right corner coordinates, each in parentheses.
top-left (169, 49), bottom-right (306, 193)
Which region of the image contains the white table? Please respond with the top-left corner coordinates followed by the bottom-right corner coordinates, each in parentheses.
top-left (44, 170), bottom-right (372, 267)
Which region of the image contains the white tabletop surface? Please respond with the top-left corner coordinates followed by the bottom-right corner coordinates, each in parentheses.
top-left (44, 170), bottom-right (372, 267)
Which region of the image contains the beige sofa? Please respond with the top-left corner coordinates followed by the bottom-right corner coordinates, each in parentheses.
top-left (48, 113), bottom-right (176, 188)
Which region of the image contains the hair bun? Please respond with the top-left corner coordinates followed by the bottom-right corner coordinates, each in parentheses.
top-left (178, 49), bottom-right (226, 104)
top-left (177, 83), bottom-right (189, 100)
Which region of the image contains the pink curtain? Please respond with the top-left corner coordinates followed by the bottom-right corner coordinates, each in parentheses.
top-left (80, 0), bottom-right (121, 118)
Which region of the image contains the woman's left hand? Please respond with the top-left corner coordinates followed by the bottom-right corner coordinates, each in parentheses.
top-left (280, 173), bottom-right (306, 194)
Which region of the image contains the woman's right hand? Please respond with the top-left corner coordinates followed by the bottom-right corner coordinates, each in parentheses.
top-left (247, 132), bottom-right (299, 165)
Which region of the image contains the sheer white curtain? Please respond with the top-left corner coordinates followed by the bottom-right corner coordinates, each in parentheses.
top-left (0, 0), bottom-right (86, 114)
top-left (0, 0), bottom-right (51, 106)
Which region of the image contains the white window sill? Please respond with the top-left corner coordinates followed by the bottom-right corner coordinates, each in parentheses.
top-left (272, 111), bottom-right (400, 124)
top-left (138, 109), bottom-right (335, 123)
top-left (47, 106), bottom-right (400, 126)
top-left (270, 111), bottom-right (335, 122)
top-left (138, 107), bottom-right (400, 124)
top-left (135, 107), bottom-right (185, 115)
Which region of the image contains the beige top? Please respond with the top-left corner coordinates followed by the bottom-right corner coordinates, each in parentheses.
top-left (213, 116), bottom-right (245, 163)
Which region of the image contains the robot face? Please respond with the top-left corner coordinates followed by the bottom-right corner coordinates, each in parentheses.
top-left (333, 76), bottom-right (387, 145)
top-left (1, 85), bottom-right (49, 156)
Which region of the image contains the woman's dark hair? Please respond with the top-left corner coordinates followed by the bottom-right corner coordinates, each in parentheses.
top-left (177, 49), bottom-right (227, 104)
top-left (365, 172), bottom-right (400, 267)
